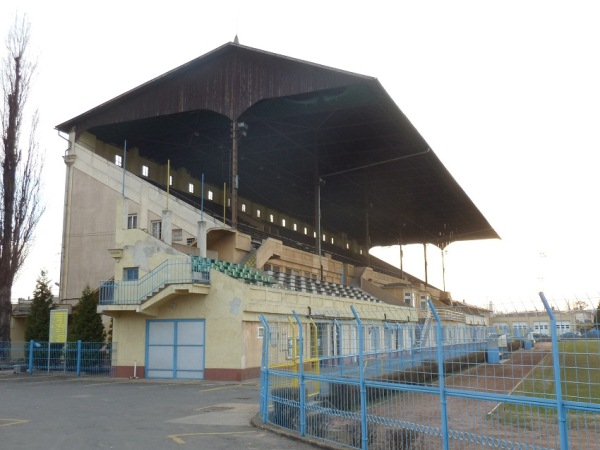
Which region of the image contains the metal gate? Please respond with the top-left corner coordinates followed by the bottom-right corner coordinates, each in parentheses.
top-left (146, 319), bottom-right (205, 379)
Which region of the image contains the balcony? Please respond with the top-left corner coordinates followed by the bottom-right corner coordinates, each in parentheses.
top-left (99, 257), bottom-right (211, 306)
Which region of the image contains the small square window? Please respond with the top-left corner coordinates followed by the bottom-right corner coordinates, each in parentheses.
top-left (127, 214), bottom-right (137, 229)
top-left (313, 231), bottom-right (317, 238)
top-left (304, 227), bottom-right (308, 235)
top-left (169, 175), bottom-right (173, 186)
top-left (142, 165), bottom-right (149, 177)
top-left (241, 203), bottom-right (246, 212)
top-left (269, 214), bottom-right (274, 223)
top-left (257, 326), bottom-right (265, 338)
top-left (124, 267), bottom-right (139, 281)
top-left (208, 190), bottom-right (214, 201)
top-left (188, 183), bottom-right (194, 193)
top-left (115, 154), bottom-right (123, 167)
top-left (281, 218), bottom-right (286, 227)
top-left (293, 223), bottom-right (297, 231)
top-left (151, 220), bottom-right (162, 239)
top-left (256, 209), bottom-right (261, 218)
top-left (172, 229), bottom-right (182, 242)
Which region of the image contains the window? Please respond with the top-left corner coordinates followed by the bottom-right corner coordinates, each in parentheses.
top-left (127, 214), bottom-right (137, 229)
top-left (172, 229), bottom-right (182, 242)
top-left (346, 243), bottom-right (350, 249)
top-left (151, 220), bottom-right (162, 239)
top-left (281, 218), bottom-right (286, 227)
top-left (331, 237), bottom-right (334, 244)
top-left (123, 267), bottom-right (139, 281)
top-left (188, 183), bottom-right (194, 193)
top-left (169, 175), bottom-right (173, 186)
top-left (304, 227), bottom-right (308, 235)
top-left (256, 209), bottom-right (261, 218)
top-left (141, 165), bottom-right (149, 177)
top-left (115, 154), bottom-right (123, 167)
top-left (241, 203), bottom-right (246, 212)
top-left (257, 326), bottom-right (265, 338)
top-left (404, 292), bottom-right (412, 306)
top-left (322, 234), bottom-right (326, 242)
top-left (208, 190), bottom-right (213, 200)
top-left (186, 238), bottom-right (196, 246)
top-left (269, 214), bottom-right (274, 223)
top-left (420, 295), bottom-right (428, 311)
top-left (293, 223), bottom-right (297, 231)
top-left (313, 231), bottom-right (317, 238)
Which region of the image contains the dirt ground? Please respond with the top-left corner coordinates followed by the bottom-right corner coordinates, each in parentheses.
top-left (332, 343), bottom-right (599, 449)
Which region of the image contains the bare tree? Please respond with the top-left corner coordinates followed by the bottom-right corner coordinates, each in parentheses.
top-left (0, 15), bottom-right (44, 342)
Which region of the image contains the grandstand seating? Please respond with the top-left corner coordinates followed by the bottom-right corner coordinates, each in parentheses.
top-left (195, 256), bottom-right (381, 303)
top-left (265, 270), bottom-right (382, 303)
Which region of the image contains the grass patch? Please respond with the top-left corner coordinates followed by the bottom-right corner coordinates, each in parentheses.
top-left (489, 340), bottom-right (600, 428)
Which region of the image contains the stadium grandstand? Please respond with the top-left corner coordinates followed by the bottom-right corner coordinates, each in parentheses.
top-left (35, 41), bottom-right (498, 380)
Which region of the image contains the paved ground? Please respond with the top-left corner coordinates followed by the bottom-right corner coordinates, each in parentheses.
top-left (0, 372), bottom-right (319, 450)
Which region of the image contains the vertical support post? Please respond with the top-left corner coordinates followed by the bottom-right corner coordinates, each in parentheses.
top-left (292, 311), bottom-right (306, 436)
top-left (384, 322), bottom-right (393, 374)
top-left (539, 292), bottom-right (569, 450)
top-left (259, 315), bottom-right (270, 423)
top-left (423, 243), bottom-right (428, 286)
top-left (200, 173), bottom-right (205, 222)
top-left (428, 299), bottom-right (449, 450)
top-left (166, 159), bottom-right (170, 210)
top-left (350, 305), bottom-right (368, 450)
top-left (231, 120), bottom-right (238, 229)
top-left (76, 340), bottom-right (82, 377)
top-left (121, 140), bottom-right (127, 198)
top-left (333, 319), bottom-right (343, 376)
top-left (28, 340), bottom-right (34, 374)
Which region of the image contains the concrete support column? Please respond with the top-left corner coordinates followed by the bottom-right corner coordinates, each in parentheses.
top-left (162, 210), bottom-right (172, 245)
top-left (198, 221), bottom-right (207, 258)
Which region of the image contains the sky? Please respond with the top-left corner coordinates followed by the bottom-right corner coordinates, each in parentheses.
top-left (1, 1), bottom-right (599, 311)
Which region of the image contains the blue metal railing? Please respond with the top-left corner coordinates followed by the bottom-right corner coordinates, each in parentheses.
top-left (259, 296), bottom-right (600, 450)
top-left (1, 341), bottom-right (116, 377)
top-left (99, 257), bottom-right (210, 305)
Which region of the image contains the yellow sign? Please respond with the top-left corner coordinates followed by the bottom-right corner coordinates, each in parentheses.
top-left (49, 309), bottom-right (68, 343)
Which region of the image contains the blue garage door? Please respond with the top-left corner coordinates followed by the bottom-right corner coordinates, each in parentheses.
top-left (146, 319), bottom-right (205, 379)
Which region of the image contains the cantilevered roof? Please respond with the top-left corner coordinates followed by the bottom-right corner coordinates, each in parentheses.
top-left (57, 42), bottom-right (499, 249)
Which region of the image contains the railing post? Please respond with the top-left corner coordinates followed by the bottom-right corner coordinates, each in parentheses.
top-left (333, 319), bottom-right (343, 377)
top-left (28, 340), bottom-right (34, 374)
top-left (384, 322), bottom-right (392, 374)
top-left (259, 315), bottom-right (270, 423)
top-left (350, 305), bottom-right (368, 450)
top-left (292, 311), bottom-right (306, 437)
top-left (428, 299), bottom-right (449, 450)
top-left (539, 292), bottom-right (569, 450)
top-left (76, 340), bottom-right (82, 377)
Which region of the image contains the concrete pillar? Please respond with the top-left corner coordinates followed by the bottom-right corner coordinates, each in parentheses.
top-left (198, 221), bottom-right (207, 258)
top-left (162, 210), bottom-right (172, 245)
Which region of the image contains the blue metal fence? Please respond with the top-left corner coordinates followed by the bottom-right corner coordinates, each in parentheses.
top-left (259, 294), bottom-right (600, 449)
top-left (0, 341), bottom-right (116, 377)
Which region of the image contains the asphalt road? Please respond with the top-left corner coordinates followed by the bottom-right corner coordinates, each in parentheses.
top-left (0, 372), bottom-right (318, 450)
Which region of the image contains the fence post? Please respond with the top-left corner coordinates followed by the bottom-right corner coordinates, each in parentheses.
top-left (292, 310), bottom-right (306, 437)
top-left (28, 340), bottom-right (34, 374)
top-left (259, 315), bottom-right (270, 423)
top-left (333, 319), bottom-right (344, 377)
top-left (76, 340), bottom-right (82, 377)
top-left (350, 305), bottom-right (368, 450)
top-left (428, 299), bottom-right (449, 450)
top-left (539, 292), bottom-right (569, 450)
